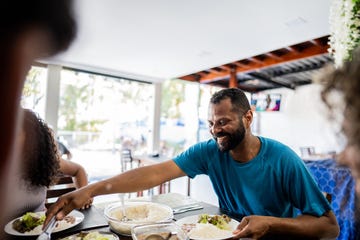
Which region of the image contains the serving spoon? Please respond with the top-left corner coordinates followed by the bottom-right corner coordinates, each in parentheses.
top-left (36, 216), bottom-right (57, 240)
top-left (119, 193), bottom-right (130, 221)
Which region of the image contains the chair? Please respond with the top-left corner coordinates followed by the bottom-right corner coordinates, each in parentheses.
top-left (45, 174), bottom-right (76, 208)
top-left (121, 148), bottom-right (139, 172)
top-left (299, 146), bottom-right (315, 158)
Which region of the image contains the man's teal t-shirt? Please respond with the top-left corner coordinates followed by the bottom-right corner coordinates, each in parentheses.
top-left (173, 136), bottom-right (331, 217)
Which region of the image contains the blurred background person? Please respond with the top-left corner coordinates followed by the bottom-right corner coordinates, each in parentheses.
top-left (319, 47), bottom-right (360, 196)
top-left (0, 0), bottom-right (77, 235)
top-left (57, 139), bottom-right (73, 160)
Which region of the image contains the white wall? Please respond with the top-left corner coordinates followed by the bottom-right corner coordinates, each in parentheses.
top-left (254, 84), bottom-right (344, 155)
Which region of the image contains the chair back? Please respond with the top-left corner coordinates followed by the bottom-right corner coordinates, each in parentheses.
top-left (45, 174), bottom-right (76, 208)
top-left (121, 148), bottom-right (134, 172)
top-left (299, 146), bottom-right (315, 158)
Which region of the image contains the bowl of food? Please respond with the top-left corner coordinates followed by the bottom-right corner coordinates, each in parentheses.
top-left (104, 201), bottom-right (174, 236)
top-left (59, 230), bottom-right (119, 240)
top-left (131, 222), bottom-right (188, 240)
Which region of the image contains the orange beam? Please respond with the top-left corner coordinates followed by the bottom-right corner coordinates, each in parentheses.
top-left (229, 67), bottom-right (237, 88)
top-left (178, 36), bottom-right (330, 84)
top-left (197, 44), bottom-right (328, 83)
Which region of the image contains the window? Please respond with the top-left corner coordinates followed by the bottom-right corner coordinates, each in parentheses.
top-left (21, 66), bottom-right (47, 118)
top-left (58, 69), bottom-right (153, 182)
top-left (159, 79), bottom-right (221, 157)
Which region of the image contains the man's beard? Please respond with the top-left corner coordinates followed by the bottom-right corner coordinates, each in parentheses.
top-left (213, 124), bottom-right (246, 152)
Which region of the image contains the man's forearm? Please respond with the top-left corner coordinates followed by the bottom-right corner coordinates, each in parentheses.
top-left (266, 212), bottom-right (339, 238)
top-left (88, 164), bottom-right (167, 197)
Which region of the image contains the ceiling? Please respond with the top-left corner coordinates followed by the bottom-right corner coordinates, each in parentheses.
top-left (179, 35), bottom-right (333, 92)
top-left (44, 0), bottom-right (333, 92)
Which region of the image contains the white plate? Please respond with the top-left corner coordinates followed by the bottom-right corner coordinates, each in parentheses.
top-left (58, 230), bottom-right (119, 240)
top-left (4, 210), bottom-right (84, 236)
top-left (175, 214), bottom-right (239, 240)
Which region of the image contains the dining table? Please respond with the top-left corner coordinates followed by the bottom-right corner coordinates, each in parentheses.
top-left (5, 193), bottom-right (232, 240)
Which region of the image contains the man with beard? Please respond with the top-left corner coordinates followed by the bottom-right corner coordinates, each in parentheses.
top-left (45, 88), bottom-right (339, 239)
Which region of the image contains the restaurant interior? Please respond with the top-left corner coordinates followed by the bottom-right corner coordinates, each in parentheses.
top-left (13, 0), bottom-right (358, 239)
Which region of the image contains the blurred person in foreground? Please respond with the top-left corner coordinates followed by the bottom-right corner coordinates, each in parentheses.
top-left (319, 47), bottom-right (360, 196)
top-left (5, 108), bottom-right (92, 223)
top-left (0, 0), bottom-right (77, 236)
top-left (46, 88), bottom-right (339, 239)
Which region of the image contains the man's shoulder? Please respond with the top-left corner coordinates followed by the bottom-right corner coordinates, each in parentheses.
top-left (193, 138), bottom-right (216, 146)
top-left (260, 136), bottom-right (290, 150)
top-left (186, 139), bottom-right (219, 155)
top-left (259, 136), bottom-right (300, 162)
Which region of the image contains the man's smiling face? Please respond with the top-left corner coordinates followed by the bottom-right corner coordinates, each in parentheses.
top-left (208, 98), bottom-right (246, 152)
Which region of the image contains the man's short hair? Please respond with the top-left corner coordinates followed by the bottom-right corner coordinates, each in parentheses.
top-left (210, 88), bottom-right (251, 114)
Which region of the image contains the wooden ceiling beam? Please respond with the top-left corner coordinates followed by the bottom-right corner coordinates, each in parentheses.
top-left (178, 36), bottom-right (330, 85)
top-left (248, 57), bottom-right (264, 65)
top-left (229, 66), bottom-right (238, 88)
top-left (265, 52), bottom-right (283, 61)
top-left (196, 43), bottom-right (329, 83)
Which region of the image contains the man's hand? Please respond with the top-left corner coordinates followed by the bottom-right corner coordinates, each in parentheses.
top-left (232, 215), bottom-right (271, 239)
top-left (43, 188), bottom-right (92, 228)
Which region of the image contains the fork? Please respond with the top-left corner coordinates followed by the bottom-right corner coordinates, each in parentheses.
top-left (36, 216), bottom-right (57, 240)
top-left (172, 204), bottom-right (203, 214)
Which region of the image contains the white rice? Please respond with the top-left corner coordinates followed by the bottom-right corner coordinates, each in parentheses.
top-left (109, 203), bottom-right (172, 235)
top-left (188, 223), bottom-right (233, 239)
top-left (111, 203), bottom-right (171, 222)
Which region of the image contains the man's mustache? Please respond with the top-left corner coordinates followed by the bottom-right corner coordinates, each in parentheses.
top-left (214, 132), bottom-right (229, 138)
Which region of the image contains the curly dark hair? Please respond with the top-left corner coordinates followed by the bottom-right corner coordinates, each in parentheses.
top-left (22, 109), bottom-right (60, 188)
top-left (319, 47), bottom-right (360, 148)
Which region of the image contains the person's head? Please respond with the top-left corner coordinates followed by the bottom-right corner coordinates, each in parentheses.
top-left (0, 0), bottom-right (76, 229)
top-left (0, 0), bottom-right (77, 59)
top-left (0, 0), bottom-right (77, 102)
top-left (319, 47), bottom-right (360, 194)
top-left (208, 88), bottom-right (252, 152)
top-left (21, 109), bottom-right (60, 189)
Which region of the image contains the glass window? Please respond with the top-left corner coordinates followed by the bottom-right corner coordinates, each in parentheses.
top-left (160, 79), bottom-right (221, 157)
top-left (21, 66), bottom-right (47, 118)
top-left (58, 69), bottom-right (153, 182)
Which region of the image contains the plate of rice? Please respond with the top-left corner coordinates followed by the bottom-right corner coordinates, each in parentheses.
top-left (175, 214), bottom-right (239, 240)
top-left (4, 210), bottom-right (84, 236)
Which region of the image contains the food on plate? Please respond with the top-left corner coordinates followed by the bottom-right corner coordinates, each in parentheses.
top-left (64, 215), bottom-right (76, 224)
top-left (11, 212), bottom-right (76, 235)
top-left (104, 202), bottom-right (173, 235)
top-left (179, 214), bottom-right (235, 239)
top-left (187, 222), bottom-right (233, 239)
top-left (197, 214), bottom-right (231, 230)
top-left (111, 203), bottom-right (171, 222)
top-left (12, 212), bottom-right (45, 233)
top-left (59, 231), bottom-right (118, 240)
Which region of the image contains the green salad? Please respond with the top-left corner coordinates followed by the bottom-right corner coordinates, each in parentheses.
top-left (12, 212), bottom-right (45, 233)
top-left (197, 214), bottom-right (231, 230)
